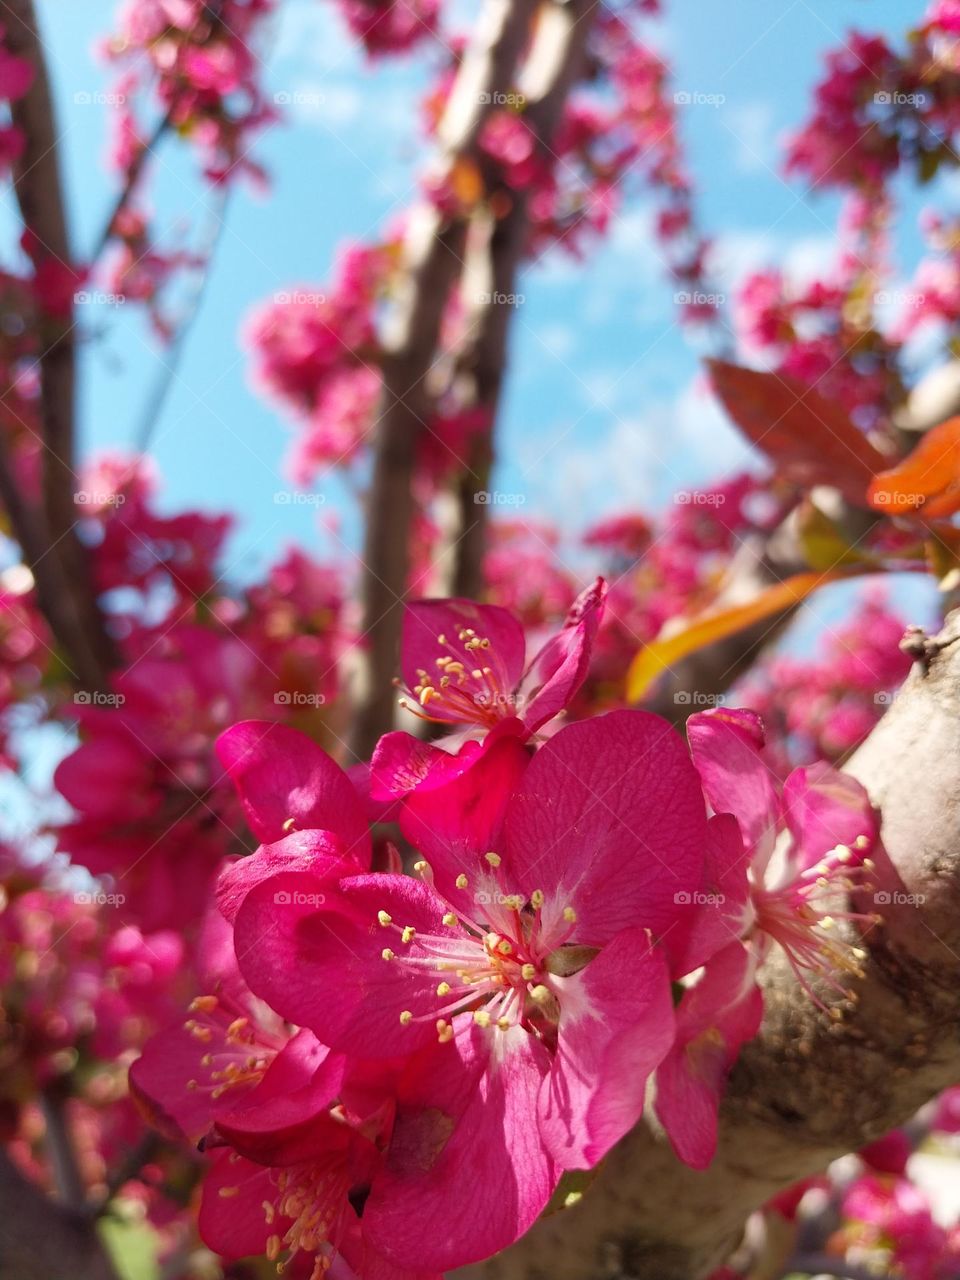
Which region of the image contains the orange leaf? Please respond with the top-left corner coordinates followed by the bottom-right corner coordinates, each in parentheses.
top-left (708, 360), bottom-right (890, 506)
top-left (626, 570), bottom-right (851, 703)
top-left (868, 416), bottom-right (960, 518)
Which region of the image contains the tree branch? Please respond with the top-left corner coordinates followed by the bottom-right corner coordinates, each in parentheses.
top-left (348, 0), bottom-right (541, 759)
top-left (461, 609), bottom-right (960, 1280)
top-left (5, 0), bottom-right (118, 690)
top-left (0, 1149), bottom-right (117, 1280)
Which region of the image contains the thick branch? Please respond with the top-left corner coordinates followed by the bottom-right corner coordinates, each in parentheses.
top-left (462, 610), bottom-right (960, 1280)
top-left (5, 0), bottom-right (117, 689)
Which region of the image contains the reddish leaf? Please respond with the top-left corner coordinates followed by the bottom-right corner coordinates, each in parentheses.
top-left (868, 416), bottom-right (960, 518)
top-left (708, 360), bottom-right (890, 505)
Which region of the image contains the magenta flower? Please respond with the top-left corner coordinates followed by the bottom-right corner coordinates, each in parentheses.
top-left (371, 578), bottom-right (606, 802)
top-left (653, 707), bottom-right (878, 1170)
top-left (231, 710), bottom-right (707, 1270)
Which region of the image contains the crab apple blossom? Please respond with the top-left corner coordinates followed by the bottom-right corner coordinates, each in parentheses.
top-left (370, 580), bottom-right (606, 804)
top-left (227, 709), bottom-right (710, 1268)
top-left (685, 707), bottom-right (880, 1005)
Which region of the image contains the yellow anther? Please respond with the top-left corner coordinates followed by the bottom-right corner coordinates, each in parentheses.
top-left (497, 1017), bottom-right (512, 1030)
top-left (437, 1020), bottom-right (454, 1043)
top-left (564, 1191), bottom-right (583, 1208)
top-left (219, 1185), bottom-right (240, 1198)
top-left (266, 1234), bottom-right (282, 1261)
top-left (413, 860), bottom-right (428, 874)
top-left (456, 873), bottom-right (469, 889)
top-left (531, 889), bottom-right (545, 909)
top-left (834, 844), bottom-right (852, 863)
top-left (485, 851), bottom-right (501, 867)
top-left (820, 916), bottom-right (835, 929)
top-left (442, 912), bottom-right (458, 928)
top-left (472, 668), bottom-right (484, 679)
top-left (282, 816), bottom-right (297, 833)
top-left (854, 834), bottom-right (870, 849)
top-left (563, 906), bottom-right (577, 923)
top-left (378, 911), bottom-right (392, 927)
top-left (504, 894), bottom-right (524, 910)
top-left (262, 1200), bottom-right (276, 1224)
top-left (473, 1010), bottom-right (492, 1027)
top-left (437, 633), bottom-right (447, 645)
top-left (496, 938), bottom-right (514, 956)
top-left (189, 995), bottom-right (218, 1013)
top-left (399, 1010), bottom-right (413, 1025)
top-left (530, 984), bottom-right (551, 1003)
top-left (437, 982), bottom-right (451, 996)
top-left (382, 948), bottom-right (395, 961)
top-left (401, 926), bottom-right (416, 944)
top-left (521, 963), bottom-right (536, 981)
top-left (419, 687), bottom-right (439, 707)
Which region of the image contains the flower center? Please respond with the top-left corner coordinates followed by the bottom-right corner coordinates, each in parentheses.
top-left (751, 837), bottom-right (880, 1015)
top-left (396, 627), bottom-right (516, 726)
top-left (184, 994), bottom-right (275, 1101)
top-left (379, 868), bottom-right (580, 1041)
top-left (260, 1158), bottom-right (351, 1279)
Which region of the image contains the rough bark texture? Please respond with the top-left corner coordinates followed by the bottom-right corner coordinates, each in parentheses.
top-left (461, 609), bottom-right (960, 1280)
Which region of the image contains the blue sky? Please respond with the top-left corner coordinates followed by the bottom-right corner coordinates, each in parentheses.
top-left (4, 0), bottom-right (940, 591)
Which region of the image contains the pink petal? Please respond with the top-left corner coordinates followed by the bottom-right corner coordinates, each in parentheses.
top-left (401, 599), bottom-right (526, 724)
top-left (781, 762), bottom-right (877, 874)
top-left (518, 577), bottom-right (606, 732)
top-left (398, 729), bottom-right (530, 904)
top-left (364, 1022), bottom-right (557, 1270)
top-left (216, 720), bottom-right (370, 861)
top-left (687, 708), bottom-right (779, 869)
top-left (198, 1152), bottom-right (279, 1259)
top-left (216, 830), bottom-right (348, 923)
top-left (664, 812), bottom-right (753, 977)
top-left (503, 710), bottom-right (708, 945)
top-left (654, 943), bottom-right (762, 1169)
top-left (539, 927), bottom-right (674, 1168)
top-left (235, 871), bottom-right (458, 1057)
top-left (370, 731), bottom-right (484, 801)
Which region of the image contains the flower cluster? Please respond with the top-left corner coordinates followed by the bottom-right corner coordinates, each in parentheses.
top-left (131, 591), bottom-right (880, 1273)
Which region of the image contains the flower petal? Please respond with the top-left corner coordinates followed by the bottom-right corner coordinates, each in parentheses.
top-left (503, 710), bottom-right (708, 944)
top-left (653, 942), bottom-right (762, 1169)
top-left (518, 578), bottom-right (606, 732)
top-left (363, 1023), bottom-right (556, 1270)
top-left (781, 762), bottom-right (877, 874)
top-left (687, 707), bottom-right (779, 869)
top-left (235, 871), bottom-right (459, 1057)
top-left (540, 927), bottom-right (674, 1169)
top-left (216, 720), bottom-right (370, 861)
